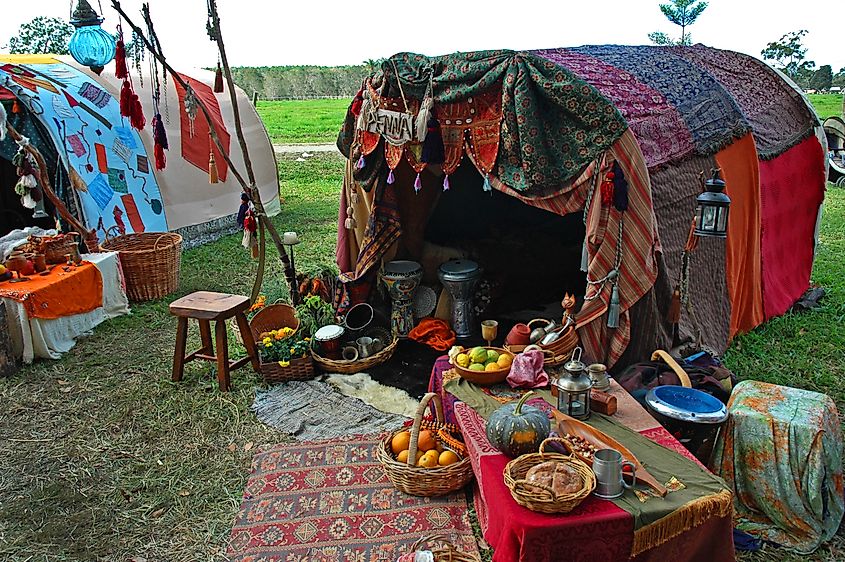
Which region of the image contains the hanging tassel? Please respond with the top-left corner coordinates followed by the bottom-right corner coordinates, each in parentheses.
top-left (115, 40), bottom-right (128, 79)
top-left (208, 151), bottom-right (219, 183)
top-left (20, 191), bottom-right (37, 209)
top-left (153, 113), bottom-right (168, 170)
top-left (130, 92), bottom-right (146, 130)
top-left (214, 62), bottom-right (224, 93)
top-left (612, 162), bottom-right (628, 211)
top-left (421, 118), bottom-right (444, 164)
top-left (442, 174), bottom-right (450, 191)
top-left (350, 188), bottom-right (359, 205)
top-left (12, 100), bottom-right (21, 114)
top-left (607, 283), bottom-right (620, 329)
top-left (601, 171), bottom-right (614, 206)
top-left (667, 289), bottom-right (681, 324)
top-left (414, 172), bottom-right (422, 193)
top-left (0, 101), bottom-right (6, 141)
top-left (120, 80), bottom-right (132, 117)
top-left (415, 96), bottom-right (433, 142)
top-left (356, 153), bottom-right (365, 170)
top-left (580, 238), bottom-right (589, 272)
top-left (483, 174), bottom-right (492, 193)
top-left (387, 169), bottom-right (395, 184)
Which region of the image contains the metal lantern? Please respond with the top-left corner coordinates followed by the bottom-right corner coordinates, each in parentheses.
top-left (694, 169), bottom-right (730, 238)
top-left (554, 347), bottom-right (593, 420)
top-left (68, 0), bottom-right (116, 75)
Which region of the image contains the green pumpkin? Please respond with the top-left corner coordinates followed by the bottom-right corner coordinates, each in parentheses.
top-left (485, 391), bottom-right (551, 457)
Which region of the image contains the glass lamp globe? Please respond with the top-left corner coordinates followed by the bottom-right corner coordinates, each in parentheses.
top-left (68, 0), bottom-right (116, 74)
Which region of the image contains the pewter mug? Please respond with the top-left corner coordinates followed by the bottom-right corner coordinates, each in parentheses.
top-left (593, 448), bottom-right (637, 499)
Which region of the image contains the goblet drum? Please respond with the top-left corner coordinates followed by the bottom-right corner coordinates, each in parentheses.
top-left (438, 259), bottom-right (481, 340)
top-left (381, 260), bottom-right (423, 339)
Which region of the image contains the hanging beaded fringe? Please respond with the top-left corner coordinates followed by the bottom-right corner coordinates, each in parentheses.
top-left (414, 172), bottom-right (422, 193)
top-left (442, 174), bottom-right (450, 191)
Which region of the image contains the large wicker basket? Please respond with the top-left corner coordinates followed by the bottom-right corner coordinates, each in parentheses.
top-left (259, 355), bottom-right (315, 384)
top-left (101, 232), bottom-right (182, 302)
top-left (504, 437), bottom-right (595, 514)
top-left (377, 393), bottom-right (474, 497)
top-left (311, 336), bottom-right (398, 374)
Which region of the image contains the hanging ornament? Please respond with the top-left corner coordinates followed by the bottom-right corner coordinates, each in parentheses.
top-left (114, 24), bottom-right (129, 80)
top-left (129, 90), bottom-right (145, 130)
top-left (208, 141), bottom-right (219, 184)
top-left (153, 113), bottom-right (168, 170)
top-left (442, 174), bottom-right (450, 191)
top-left (386, 169), bottom-right (395, 184)
top-left (482, 174), bottom-right (492, 193)
top-left (184, 85), bottom-right (199, 137)
top-left (214, 60), bottom-right (224, 93)
top-left (344, 205), bottom-right (357, 230)
top-left (68, 0), bottom-right (116, 74)
top-left (601, 171), bottom-right (615, 206)
top-left (421, 117), bottom-right (444, 164)
top-left (242, 207), bottom-right (258, 258)
top-left (356, 153), bottom-right (366, 170)
top-left (0, 101), bottom-right (6, 141)
top-left (611, 162), bottom-right (628, 212)
top-left (414, 172), bottom-right (423, 193)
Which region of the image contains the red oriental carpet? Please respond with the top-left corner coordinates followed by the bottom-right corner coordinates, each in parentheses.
top-left (227, 435), bottom-right (481, 561)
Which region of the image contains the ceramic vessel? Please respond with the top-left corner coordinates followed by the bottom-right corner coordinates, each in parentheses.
top-left (314, 324), bottom-right (345, 359)
top-left (438, 259), bottom-right (481, 340)
top-left (381, 260), bottom-right (423, 339)
top-left (505, 323), bottom-right (531, 346)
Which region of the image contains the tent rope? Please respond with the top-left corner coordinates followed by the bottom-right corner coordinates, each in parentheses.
top-left (584, 214), bottom-right (624, 302)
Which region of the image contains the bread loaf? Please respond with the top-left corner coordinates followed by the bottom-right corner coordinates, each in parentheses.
top-left (524, 460), bottom-right (582, 496)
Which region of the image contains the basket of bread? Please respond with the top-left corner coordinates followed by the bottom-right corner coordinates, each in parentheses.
top-left (503, 437), bottom-right (596, 514)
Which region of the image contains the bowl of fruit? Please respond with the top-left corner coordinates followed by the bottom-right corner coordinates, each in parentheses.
top-left (450, 345), bottom-right (514, 385)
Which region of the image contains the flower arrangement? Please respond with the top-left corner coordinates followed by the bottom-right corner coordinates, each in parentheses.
top-left (259, 327), bottom-right (310, 366)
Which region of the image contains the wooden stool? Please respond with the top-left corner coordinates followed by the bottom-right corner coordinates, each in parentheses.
top-left (169, 291), bottom-right (259, 391)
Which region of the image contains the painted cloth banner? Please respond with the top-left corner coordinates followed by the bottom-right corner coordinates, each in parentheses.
top-left (573, 45), bottom-right (749, 156)
top-left (0, 60), bottom-right (167, 238)
top-left (173, 74), bottom-right (230, 181)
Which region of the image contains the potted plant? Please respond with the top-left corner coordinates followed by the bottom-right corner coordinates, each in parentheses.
top-left (257, 327), bottom-right (314, 383)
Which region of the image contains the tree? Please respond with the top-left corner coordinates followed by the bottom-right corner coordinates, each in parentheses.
top-left (761, 30), bottom-right (816, 87)
top-left (810, 65), bottom-right (833, 91)
top-left (833, 68), bottom-right (845, 89)
top-left (7, 16), bottom-right (73, 55)
top-left (648, 0), bottom-right (708, 45)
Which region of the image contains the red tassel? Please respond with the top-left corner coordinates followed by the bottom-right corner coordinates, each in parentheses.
top-left (12, 100), bottom-right (20, 114)
top-left (129, 93), bottom-right (146, 131)
top-left (601, 171), bottom-right (615, 206)
top-left (120, 80), bottom-right (132, 117)
top-left (153, 113), bottom-right (168, 170)
top-left (154, 142), bottom-right (166, 171)
top-left (115, 40), bottom-right (128, 79)
top-left (667, 289), bottom-right (681, 324)
top-left (214, 63), bottom-right (224, 93)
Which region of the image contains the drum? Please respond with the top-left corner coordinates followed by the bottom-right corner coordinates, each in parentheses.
top-left (381, 260), bottom-right (423, 339)
top-left (438, 259), bottom-right (481, 340)
top-left (645, 386), bottom-right (728, 463)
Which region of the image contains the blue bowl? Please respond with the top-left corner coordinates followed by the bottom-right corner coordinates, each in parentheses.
top-left (646, 385), bottom-right (727, 425)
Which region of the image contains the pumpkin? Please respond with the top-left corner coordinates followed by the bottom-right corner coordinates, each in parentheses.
top-left (485, 391), bottom-right (551, 457)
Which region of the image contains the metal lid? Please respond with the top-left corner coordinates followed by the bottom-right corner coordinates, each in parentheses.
top-left (645, 386), bottom-right (728, 424)
top-left (563, 347), bottom-right (586, 376)
top-left (314, 325), bottom-right (344, 341)
top-left (383, 260), bottom-right (422, 275)
top-left (438, 259), bottom-right (480, 279)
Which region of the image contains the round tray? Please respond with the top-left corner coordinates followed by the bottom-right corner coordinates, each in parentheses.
top-left (453, 347), bottom-right (514, 386)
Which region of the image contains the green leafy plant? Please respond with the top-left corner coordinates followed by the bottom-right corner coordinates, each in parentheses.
top-left (295, 295), bottom-right (336, 338)
top-left (258, 327), bottom-right (310, 365)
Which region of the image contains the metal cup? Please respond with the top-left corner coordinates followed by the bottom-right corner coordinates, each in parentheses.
top-left (356, 336), bottom-right (374, 358)
top-left (342, 346), bottom-right (359, 361)
top-left (592, 448), bottom-right (637, 499)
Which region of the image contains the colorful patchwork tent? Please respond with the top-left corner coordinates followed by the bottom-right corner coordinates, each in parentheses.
top-left (334, 45), bottom-right (825, 367)
top-left (0, 54), bottom-right (279, 246)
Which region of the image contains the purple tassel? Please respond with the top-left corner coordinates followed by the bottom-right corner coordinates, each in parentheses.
top-left (387, 169), bottom-right (395, 184)
top-left (414, 172), bottom-right (422, 193)
top-left (612, 161), bottom-right (628, 211)
top-left (356, 154), bottom-right (365, 170)
top-left (443, 174), bottom-right (450, 191)
top-left (421, 117), bottom-right (445, 164)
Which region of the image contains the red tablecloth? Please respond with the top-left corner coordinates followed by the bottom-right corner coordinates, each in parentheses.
top-left (0, 261), bottom-right (103, 319)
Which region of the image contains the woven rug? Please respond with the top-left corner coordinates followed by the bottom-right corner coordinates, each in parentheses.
top-left (227, 436), bottom-right (480, 561)
top-left (252, 380), bottom-right (409, 441)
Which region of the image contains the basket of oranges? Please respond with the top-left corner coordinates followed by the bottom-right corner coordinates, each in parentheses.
top-left (377, 392), bottom-right (475, 496)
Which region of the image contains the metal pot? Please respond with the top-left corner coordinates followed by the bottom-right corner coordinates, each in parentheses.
top-left (528, 319), bottom-right (556, 344)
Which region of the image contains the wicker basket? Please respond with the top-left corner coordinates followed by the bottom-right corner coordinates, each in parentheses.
top-left (101, 232), bottom-right (182, 302)
top-left (250, 303), bottom-right (299, 340)
top-left (505, 323), bottom-right (579, 367)
top-left (259, 355), bottom-right (315, 384)
top-left (311, 336), bottom-right (398, 374)
top-left (34, 233), bottom-right (80, 264)
top-left (408, 534), bottom-right (481, 562)
top-left (504, 437), bottom-right (595, 514)
top-left (377, 393), bottom-right (475, 497)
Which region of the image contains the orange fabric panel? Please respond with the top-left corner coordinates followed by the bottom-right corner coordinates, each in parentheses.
top-left (0, 262), bottom-right (103, 319)
top-left (714, 133), bottom-right (764, 337)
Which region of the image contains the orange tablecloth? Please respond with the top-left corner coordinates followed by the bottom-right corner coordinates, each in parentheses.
top-left (0, 262), bottom-right (103, 319)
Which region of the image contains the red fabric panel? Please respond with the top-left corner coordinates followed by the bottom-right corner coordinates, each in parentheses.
top-left (173, 74), bottom-right (230, 181)
top-left (759, 136), bottom-right (825, 319)
top-left (715, 134), bottom-right (765, 337)
top-left (95, 143), bottom-right (109, 173)
top-left (0, 86), bottom-right (16, 100)
top-left (121, 193), bottom-right (145, 233)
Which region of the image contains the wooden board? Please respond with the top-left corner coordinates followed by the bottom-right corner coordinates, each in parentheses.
top-left (552, 410), bottom-right (668, 496)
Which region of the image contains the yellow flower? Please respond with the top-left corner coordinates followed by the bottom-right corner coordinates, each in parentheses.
top-left (262, 337), bottom-right (272, 345)
top-left (264, 342), bottom-right (272, 348)
top-left (278, 360), bottom-right (290, 367)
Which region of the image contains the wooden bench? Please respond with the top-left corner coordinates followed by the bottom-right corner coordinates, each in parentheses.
top-left (169, 291), bottom-right (259, 391)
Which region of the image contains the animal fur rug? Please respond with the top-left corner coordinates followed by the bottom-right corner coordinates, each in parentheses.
top-left (324, 373), bottom-right (419, 418)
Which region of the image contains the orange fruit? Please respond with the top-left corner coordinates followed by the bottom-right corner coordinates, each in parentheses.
top-left (391, 431), bottom-right (411, 454)
top-left (417, 450), bottom-right (439, 468)
top-left (497, 353), bottom-right (513, 368)
top-left (397, 449), bottom-right (423, 464)
top-left (484, 362), bottom-right (500, 372)
top-left (438, 450), bottom-right (460, 466)
top-left (417, 430), bottom-right (437, 452)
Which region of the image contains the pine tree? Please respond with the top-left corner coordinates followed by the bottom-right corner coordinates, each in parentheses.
top-left (649, 0), bottom-right (708, 46)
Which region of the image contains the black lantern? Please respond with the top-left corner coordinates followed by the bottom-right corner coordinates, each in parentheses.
top-left (694, 169), bottom-right (730, 238)
top-left (553, 347), bottom-right (592, 420)
top-left (68, 0), bottom-right (116, 75)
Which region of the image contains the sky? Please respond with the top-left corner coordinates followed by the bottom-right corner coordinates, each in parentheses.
top-left (1, 0), bottom-right (842, 72)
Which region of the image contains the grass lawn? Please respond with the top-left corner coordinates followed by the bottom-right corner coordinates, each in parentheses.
top-left (808, 94), bottom-right (843, 120)
top-left (256, 99), bottom-right (350, 145)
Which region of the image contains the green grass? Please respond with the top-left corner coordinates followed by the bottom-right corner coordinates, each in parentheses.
top-left (808, 94), bottom-right (843, 120)
top-left (255, 99), bottom-right (350, 145)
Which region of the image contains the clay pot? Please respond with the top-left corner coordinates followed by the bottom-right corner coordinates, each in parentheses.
top-left (505, 323), bottom-right (532, 346)
top-left (32, 253), bottom-right (47, 272)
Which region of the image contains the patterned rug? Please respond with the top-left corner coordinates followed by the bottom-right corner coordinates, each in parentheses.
top-left (227, 436), bottom-right (480, 561)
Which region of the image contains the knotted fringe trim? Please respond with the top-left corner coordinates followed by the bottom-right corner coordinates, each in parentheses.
top-left (630, 489), bottom-right (733, 557)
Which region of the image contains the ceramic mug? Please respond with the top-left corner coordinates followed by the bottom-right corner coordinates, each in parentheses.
top-left (342, 346), bottom-right (359, 361)
top-left (593, 448), bottom-right (637, 499)
top-left (505, 323), bottom-right (531, 346)
top-left (356, 336), bottom-right (374, 358)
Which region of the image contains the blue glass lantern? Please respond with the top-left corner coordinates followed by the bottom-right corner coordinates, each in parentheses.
top-left (68, 0), bottom-right (116, 75)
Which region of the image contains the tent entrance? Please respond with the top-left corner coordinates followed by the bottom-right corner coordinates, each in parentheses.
top-left (0, 155), bottom-right (56, 237)
top-left (417, 162), bottom-right (586, 320)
